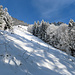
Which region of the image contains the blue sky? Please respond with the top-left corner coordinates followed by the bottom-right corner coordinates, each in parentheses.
top-left (0, 0), bottom-right (75, 24)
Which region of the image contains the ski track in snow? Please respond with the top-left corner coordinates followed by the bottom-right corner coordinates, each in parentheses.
top-left (0, 25), bottom-right (75, 75)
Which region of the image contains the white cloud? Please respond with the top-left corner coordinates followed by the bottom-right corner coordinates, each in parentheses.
top-left (32, 0), bottom-right (75, 19)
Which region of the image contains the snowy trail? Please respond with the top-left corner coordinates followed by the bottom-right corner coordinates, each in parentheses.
top-left (0, 26), bottom-right (75, 75)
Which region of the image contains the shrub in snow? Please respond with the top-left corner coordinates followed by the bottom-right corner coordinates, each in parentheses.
top-left (27, 24), bottom-right (34, 33)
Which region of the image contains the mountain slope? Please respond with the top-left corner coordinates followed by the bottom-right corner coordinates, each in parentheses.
top-left (12, 17), bottom-right (29, 26)
top-left (0, 25), bottom-right (75, 75)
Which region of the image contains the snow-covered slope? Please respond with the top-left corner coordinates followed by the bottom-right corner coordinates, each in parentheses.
top-left (0, 26), bottom-right (75, 75)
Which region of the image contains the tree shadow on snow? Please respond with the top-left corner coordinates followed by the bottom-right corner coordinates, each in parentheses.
top-left (0, 31), bottom-right (75, 75)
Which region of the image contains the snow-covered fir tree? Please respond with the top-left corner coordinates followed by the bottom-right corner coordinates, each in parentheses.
top-left (68, 19), bottom-right (75, 56)
top-left (0, 5), bottom-right (13, 30)
top-left (28, 19), bottom-right (75, 57)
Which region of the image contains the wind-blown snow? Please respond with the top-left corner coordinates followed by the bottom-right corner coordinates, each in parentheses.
top-left (0, 25), bottom-right (75, 75)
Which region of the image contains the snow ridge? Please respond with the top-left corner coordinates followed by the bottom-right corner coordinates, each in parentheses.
top-left (0, 26), bottom-right (75, 75)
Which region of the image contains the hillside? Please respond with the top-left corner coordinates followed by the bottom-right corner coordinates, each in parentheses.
top-left (0, 25), bottom-right (75, 75)
top-left (12, 17), bottom-right (29, 26)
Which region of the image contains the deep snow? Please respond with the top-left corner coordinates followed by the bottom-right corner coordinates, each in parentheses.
top-left (0, 25), bottom-right (75, 75)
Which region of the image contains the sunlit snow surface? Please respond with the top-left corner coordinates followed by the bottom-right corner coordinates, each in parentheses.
top-left (0, 25), bottom-right (75, 75)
